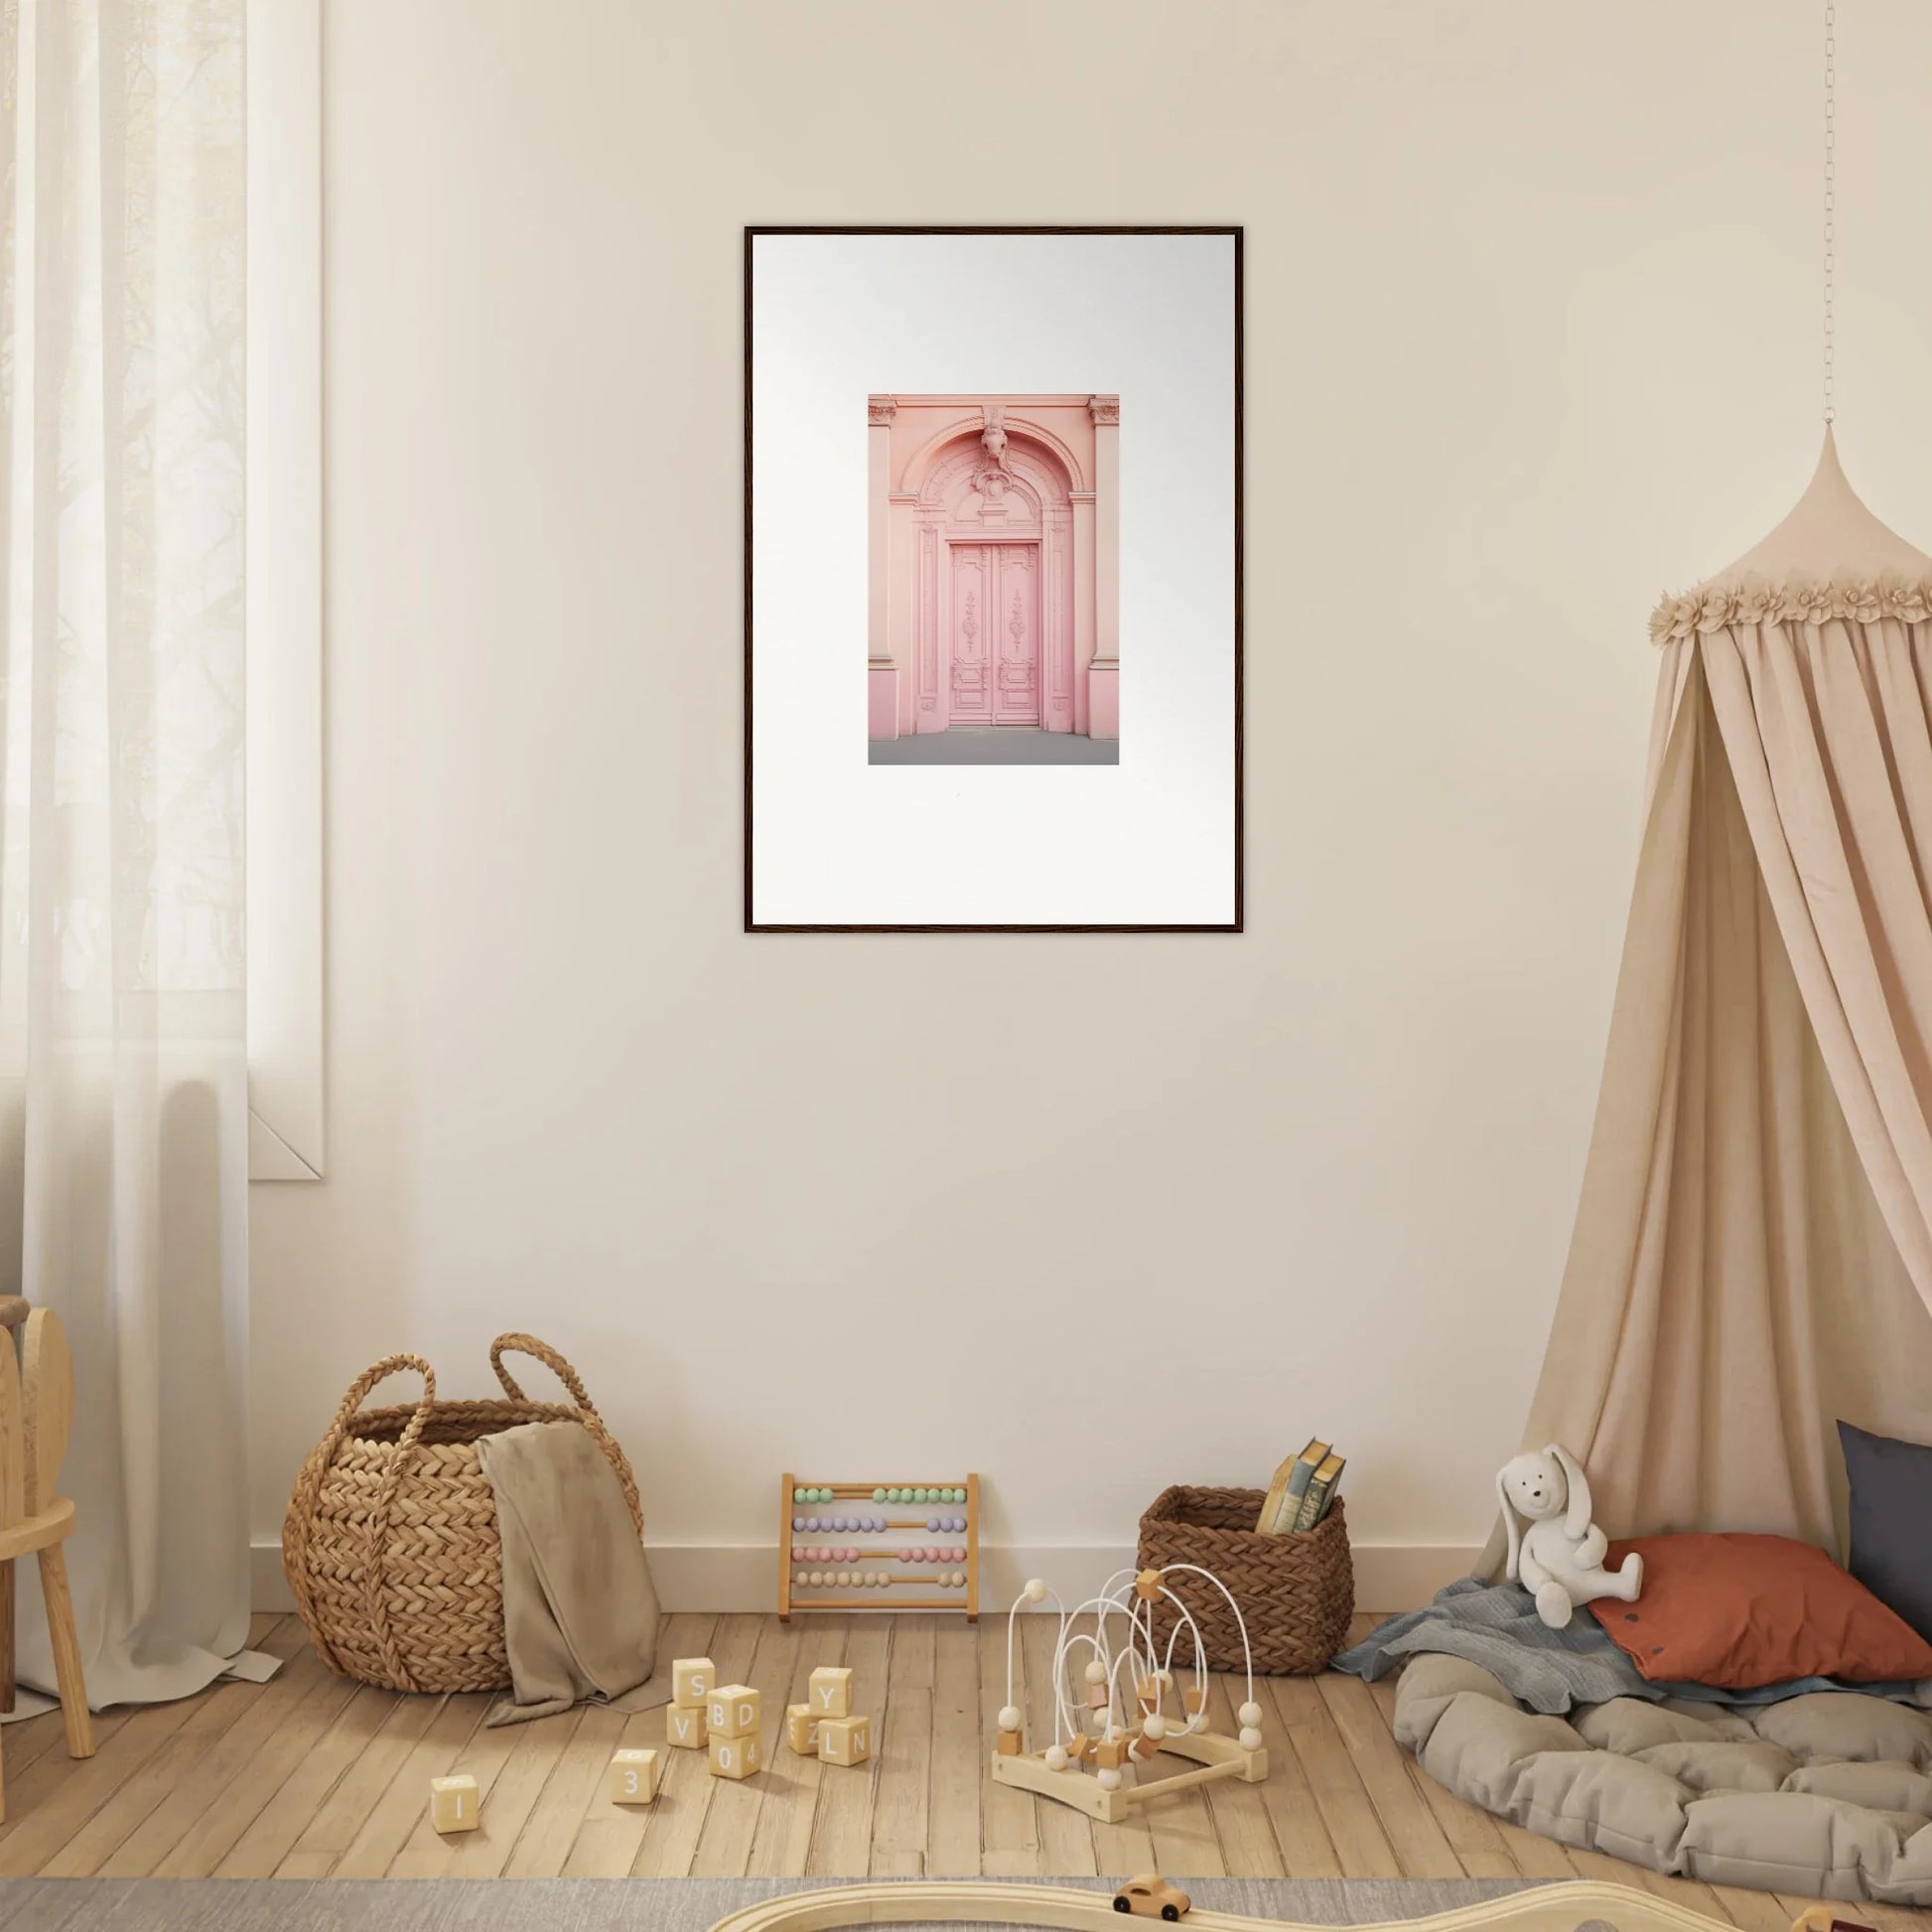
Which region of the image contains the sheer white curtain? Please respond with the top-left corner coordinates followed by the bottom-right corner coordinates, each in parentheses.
top-left (0, 0), bottom-right (252, 1710)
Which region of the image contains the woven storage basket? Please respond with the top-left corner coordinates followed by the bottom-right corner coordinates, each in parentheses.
top-left (1138, 1484), bottom-right (1353, 1676)
top-left (282, 1334), bottom-right (641, 1694)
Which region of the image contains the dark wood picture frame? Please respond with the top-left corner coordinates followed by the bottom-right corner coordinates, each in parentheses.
top-left (744, 224), bottom-right (1243, 934)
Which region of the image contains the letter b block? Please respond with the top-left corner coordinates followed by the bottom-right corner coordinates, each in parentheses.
top-left (707, 1684), bottom-right (760, 1739)
top-left (709, 1729), bottom-right (762, 1781)
top-left (819, 1714), bottom-right (871, 1766)
top-left (666, 1703), bottom-right (708, 1750)
top-left (673, 1656), bottom-right (717, 1708)
top-left (608, 1748), bottom-right (658, 1805)
top-left (429, 1774), bottom-right (481, 1834)
top-left (808, 1665), bottom-right (853, 1719)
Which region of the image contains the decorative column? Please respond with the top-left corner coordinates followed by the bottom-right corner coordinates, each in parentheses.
top-left (867, 396), bottom-right (898, 740)
top-left (1086, 395), bottom-right (1120, 739)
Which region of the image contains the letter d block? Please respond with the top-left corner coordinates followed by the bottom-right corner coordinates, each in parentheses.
top-left (808, 1665), bottom-right (853, 1719)
top-left (672, 1656), bottom-right (717, 1709)
top-left (706, 1684), bottom-right (760, 1739)
top-left (608, 1748), bottom-right (659, 1805)
top-left (785, 1702), bottom-right (822, 1755)
top-left (429, 1774), bottom-right (481, 1834)
top-left (819, 1714), bottom-right (871, 1767)
top-left (709, 1729), bottom-right (762, 1781)
top-left (666, 1703), bottom-right (708, 1750)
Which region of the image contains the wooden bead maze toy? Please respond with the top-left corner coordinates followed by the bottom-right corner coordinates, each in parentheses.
top-left (990, 1564), bottom-right (1266, 1825)
top-left (777, 1473), bottom-right (980, 1620)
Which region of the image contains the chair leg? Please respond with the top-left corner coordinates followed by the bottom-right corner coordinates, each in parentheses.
top-left (0, 1559), bottom-right (14, 1714)
top-left (37, 1544), bottom-right (92, 1759)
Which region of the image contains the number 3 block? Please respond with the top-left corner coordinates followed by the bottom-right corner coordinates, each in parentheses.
top-left (608, 1747), bottom-right (658, 1805)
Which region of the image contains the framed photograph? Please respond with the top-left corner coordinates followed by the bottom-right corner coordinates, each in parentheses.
top-left (745, 225), bottom-right (1242, 932)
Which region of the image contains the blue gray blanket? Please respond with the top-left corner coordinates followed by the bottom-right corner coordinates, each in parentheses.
top-left (1332, 1578), bottom-right (1932, 1716)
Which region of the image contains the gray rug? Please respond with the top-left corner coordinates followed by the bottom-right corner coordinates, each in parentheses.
top-left (869, 731), bottom-right (1121, 765)
top-left (0, 1875), bottom-right (1545, 1932)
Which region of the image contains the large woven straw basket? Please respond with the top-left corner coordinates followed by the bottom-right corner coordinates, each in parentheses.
top-left (282, 1334), bottom-right (641, 1694)
top-left (1137, 1484), bottom-right (1353, 1676)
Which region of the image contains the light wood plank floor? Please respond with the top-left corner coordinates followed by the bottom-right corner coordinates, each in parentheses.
top-left (0, 1611), bottom-right (1923, 1931)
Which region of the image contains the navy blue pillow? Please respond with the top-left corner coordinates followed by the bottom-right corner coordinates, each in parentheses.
top-left (1839, 1419), bottom-right (1932, 1645)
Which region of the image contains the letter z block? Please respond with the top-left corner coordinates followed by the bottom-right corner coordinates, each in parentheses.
top-left (819, 1714), bottom-right (872, 1766)
top-left (808, 1665), bottom-right (853, 1719)
top-left (429, 1774), bottom-right (481, 1834)
top-left (785, 1702), bottom-right (822, 1755)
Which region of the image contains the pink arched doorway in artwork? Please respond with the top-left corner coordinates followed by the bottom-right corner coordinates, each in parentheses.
top-left (867, 394), bottom-right (1119, 741)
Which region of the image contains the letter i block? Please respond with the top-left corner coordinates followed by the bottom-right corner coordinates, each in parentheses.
top-left (708, 1728), bottom-right (762, 1781)
top-left (818, 1714), bottom-right (871, 1767)
top-left (429, 1773), bottom-right (481, 1834)
top-left (785, 1702), bottom-right (822, 1756)
top-left (608, 1747), bottom-right (658, 1805)
top-left (673, 1656), bottom-right (717, 1709)
top-left (706, 1684), bottom-right (760, 1740)
top-left (808, 1665), bottom-right (853, 1720)
top-left (666, 1702), bottom-right (708, 1750)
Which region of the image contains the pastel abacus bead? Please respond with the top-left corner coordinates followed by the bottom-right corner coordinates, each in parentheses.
top-left (872, 1487), bottom-right (886, 1503)
top-left (792, 1486), bottom-right (805, 1504)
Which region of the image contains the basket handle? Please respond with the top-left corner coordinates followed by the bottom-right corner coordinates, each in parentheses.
top-left (487, 1332), bottom-right (643, 1539)
top-left (489, 1333), bottom-right (603, 1420)
top-left (284, 1353), bottom-right (436, 1691)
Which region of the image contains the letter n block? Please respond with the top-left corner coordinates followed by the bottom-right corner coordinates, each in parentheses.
top-left (818, 1714), bottom-right (871, 1767)
top-left (808, 1665), bottom-right (853, 1719)
top-left (429, 1774), bottom-right (480, 1834)
top-left (673, 1656), bottom-right (717, 1709)
top-left (708, 1729), bottom-right (762, 1781)
top-left (706, 1684), bottom-right (760, 1740)
top-left (785, 1702), bottom-right (821, 1755)
top-left (608, 1748), bottom-right (658, 1805)
top-left (666, 1703), bottom-right (708, 1750)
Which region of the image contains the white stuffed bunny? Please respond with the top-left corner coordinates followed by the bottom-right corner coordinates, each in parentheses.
top-left (1496, 1444), bottom-right (1643, 1630)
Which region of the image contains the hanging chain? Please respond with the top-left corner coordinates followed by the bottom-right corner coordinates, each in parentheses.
top-left (1823, 0), bottom-right (1836, 423)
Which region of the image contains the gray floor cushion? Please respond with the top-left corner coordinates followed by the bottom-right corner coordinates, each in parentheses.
top-left (1395, 1652), bottom-right (1932, 1903)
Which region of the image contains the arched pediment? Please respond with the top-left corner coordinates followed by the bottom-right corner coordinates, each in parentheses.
top-left (900, 417), bottom-right (1084, 497)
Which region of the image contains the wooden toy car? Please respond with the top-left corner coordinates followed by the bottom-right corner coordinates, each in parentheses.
top-left (1113, 1873), bottom-right (1190, 1920)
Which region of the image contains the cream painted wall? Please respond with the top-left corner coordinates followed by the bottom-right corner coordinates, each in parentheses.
top-left (250, 0), bottom-right (1932, 1606)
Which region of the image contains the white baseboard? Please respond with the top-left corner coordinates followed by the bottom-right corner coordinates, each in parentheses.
top-left (254, 1539), bottom-right (1477, 1619)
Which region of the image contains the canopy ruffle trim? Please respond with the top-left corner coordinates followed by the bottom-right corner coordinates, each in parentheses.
top-left (1649, 575), bottom-right (1932, 644)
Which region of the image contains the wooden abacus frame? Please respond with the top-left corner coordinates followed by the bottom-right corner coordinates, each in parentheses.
top-left (777, 1472), bottom-right (980, 1621)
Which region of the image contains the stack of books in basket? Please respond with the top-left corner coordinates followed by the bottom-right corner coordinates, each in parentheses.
top-left (1255, 1438), bottom-right (1345, 1534)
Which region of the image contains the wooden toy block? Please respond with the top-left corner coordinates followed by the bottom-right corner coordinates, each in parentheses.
top-left (809, 1665), bottom-right (853, 1720)
top-left (995, 1725), bottom-right (1023, 1756)
top-left (1137, 1689), bottom-right (1162, 1716)
top-left (608, 1747), bottom-right (658, 1805)
top-left (706, 1684), bottom-right (760, 1739)
top-left (429, 1773), bottom-right (481, 1834)
top-left (818, 1714), bottom-right (872, 1766)
top-left (673, 1656), bottom-right (717, 1709)
top-left (1095, 1735), bottom-right (1129, 1768)
top-left (708, 1728), bottom-right (762, 1781)
top-left (666, 1703), bottom-right (708, 1750)
top-left (1134, 1568), bottom-right (1164, 1601)
top-left (1086, 1681), bottom-right (1111, 1710)
top-left (1184, 1686), bottom-right (1209, 1715)
top-left (785, 1703), bottom-right (822, 1755)
top-left (1066, 1732), bottom-right (1095, 1764)
top-left (1129, 1728), bottom-right (1161, 1761)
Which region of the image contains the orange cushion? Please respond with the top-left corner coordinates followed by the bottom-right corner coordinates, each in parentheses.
top-left (1587, 1533), bottom-right (1932, 1688)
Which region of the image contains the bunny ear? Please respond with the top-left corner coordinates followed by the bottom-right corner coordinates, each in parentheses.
top-left (1550, 1445), bottom-right (1592, 1539)
top-left (1496, 1468), bottom-right (1523, 1582)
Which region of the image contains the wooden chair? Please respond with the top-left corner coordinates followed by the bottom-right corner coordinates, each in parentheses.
top-left (0, 1295), bottom-right (94, 1821)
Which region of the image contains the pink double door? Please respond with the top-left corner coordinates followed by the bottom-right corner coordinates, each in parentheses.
top-left (948, 541), bottom-right (1038, 728)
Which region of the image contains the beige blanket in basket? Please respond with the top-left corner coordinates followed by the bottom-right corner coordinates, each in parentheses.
top-left (476, 1419), bottom-right (674, 1725)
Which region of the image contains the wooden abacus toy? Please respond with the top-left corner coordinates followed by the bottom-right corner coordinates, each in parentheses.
top-left (990, 1562), bottom-right (1267, 1825)
top-left (777, 1473), bottom-right (980, 1620)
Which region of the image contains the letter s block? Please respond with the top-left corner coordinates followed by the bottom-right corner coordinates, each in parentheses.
top-left (673, 1656), bottom-right (717, 1709)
